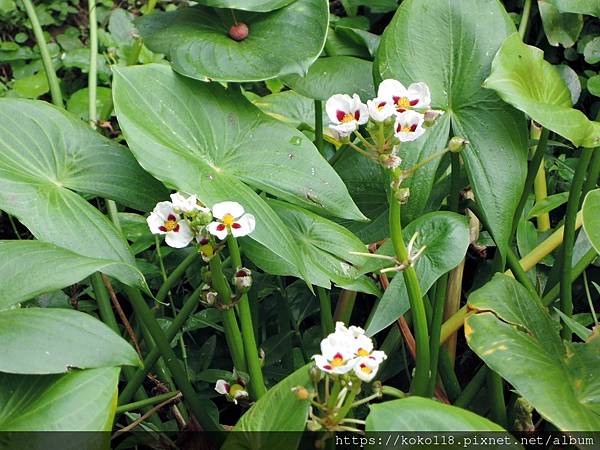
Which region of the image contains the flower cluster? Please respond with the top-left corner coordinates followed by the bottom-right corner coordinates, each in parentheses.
top-left (313, 322), bottom-right (386, 382)
top-left (325, 79), bottom-right (442, 170)
top-left (147, 193), bottom-right (256, 248)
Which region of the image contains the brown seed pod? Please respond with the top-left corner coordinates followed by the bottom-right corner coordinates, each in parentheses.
top-left (228, 22), bottom-right (249, 41)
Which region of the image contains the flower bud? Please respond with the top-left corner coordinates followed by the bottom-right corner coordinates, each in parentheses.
top-left (232, 267), bottom-right (252, 293)
top-left (423, 109), bottom-right (444, 126)
top-left (448, 136), bottom-right (468, 153)
top-left (309, 365), bottom-right (322, 384)
top-left (198, 237), bottom-right (214, 260)
top-left (201, 266), bottom-right (212, 284)
top-left (203, 289), bottom-right (218, 306)
top-left (190, 210), bottom-right (213, 228)
top-left (228, 22), bottom-right (249, 41)
top-left (292, 386), bottom-right (310, 400)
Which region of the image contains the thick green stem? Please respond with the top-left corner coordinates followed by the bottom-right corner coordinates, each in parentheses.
top-left (506, 247), bottom-right (538, 299)
top-left (334, 383), bottom-right (361, 422)
top-left (426, 274), bottom-right (448, 397)
top-left (116, 391), bottom-right (180, 414)
top-left (88, 0), bottom-right (98, 128)
top-left (560, 149), bottom-right (593, 338)
top-left (487, 371), bottom-right (507, 428)
top-left (449, 153), bottom-right (461, 211)
top-left (208, 253), bottom-right (247, 373)
top-left (438, 347), bottom-right (461, 402)
top-left (22, 0), bottom-right (63, 107)
top-left (156, 251), bottom-right (198, 304)
top-left (314, 100), bottom-right (324, 155)
top-left (454, 365), bottom-right (488, 408)
top-left (124, 286), bottom-right (221, 432)
top-left (581, 146), bottom-right (600, 202)
top-left (317, 286), bottom-right (334, 337)
top-left (119, 285), bottom-right (203, 405)
top-left (389, 169), bottom-right (430, 396)
top-left (333, 290), bottom-right (357, 324)
top-left (512, 128), bottom-right (549, 237)
top-left (226, 235), bottom-right (266, 398)
top-left (518, 0), bottom-right (533, 41)
top-left (530, 124), bottom-right (551, 231)
top-left (542, 248), bottom-right (596, 306)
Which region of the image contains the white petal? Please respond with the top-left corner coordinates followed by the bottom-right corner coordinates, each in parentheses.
top-left (325, 94), bottom-right (352, 124)
top-left (215, 379), bottom-right (230, 395)
top-left (331, 122), bottom-right (357, 135)
top-left (233, 389), bottom-right (248, 400)
top-left (231, 213), bottom-right (255, 237)
top-left (170, 192), bottom-right (199, 213)
top-left (377, 79), bottom-right (407, 100)
top-left (147, 212), bottom-right (167, 235)
top-left (407, 82), bottom-right (431, 108)
top-left (212, 201), bottom-right (245, 220)
top-left (356, 101), bottom-right (369, 125)
top-left (335, 322), bottom-right (350, 335)
top-left (207, 221), bottom-right (229, 240)
top-left (353, 359), bottom-right (378, 382)
top-left (354, 334), bottom-right (374, 354)
top-left (348, 325), bottom-right (366, 338)
top-left (331, 361), bottom-right (357, 374)
top-left (367, 99), bottom-right (395, 122)
top-left (368, 350), bottom-right (388, 364)
top-left (153, 201), bottom-right (176, 220)
top-left (165, 221), bottom-right (194, 248)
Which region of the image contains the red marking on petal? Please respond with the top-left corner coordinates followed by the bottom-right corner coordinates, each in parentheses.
top-left (159, 226), bottom-right (167, 232)
top-left (409, 99), bottom-right (419, 106)
top-left (224, 383), bottom-right (230, 392)
top-left (323, 365), bottom-right (332, 370)
top-left (232, 222), bottom-right (242, 229)
top-left (410, 124), bottom-right (417, 132)
top-left (333, 352), bottom-right (343, 360)
top-left (167, 214), bottom-right (176, 221)
top-left (392, 96), bottom-right (400, 104)
top-left (336, 110), bottom-right (346, 122)
top-left (396, 123), bottom-right (402, 133)
top-left (217, 224), bottom-right (226, 231)
top-left (397, 108), bottom-right (406, 113)
top-left (378, 101), bottom-right (386, 108)
top-left (354, 110), bottom-right (360, 121)
top-left (174, 224), bottom-right (180, 232)
top-left (360, 363), bottom-right (366, 368)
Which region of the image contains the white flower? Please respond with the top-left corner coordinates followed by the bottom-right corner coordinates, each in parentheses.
top-left (313, 331), bottom-right (356, 375)
top-left (394, 110), bottom-right (426, 142)
top-left (325, 93), bottom-right (368, 136)
top-left (353, 358), bottom-right (380, 382)
top-left (378, 79), bottom-right (431, 113)
top-left (367, 98), bottom-right (396, 122)
top-left (170, 192), bottom-right (209, 214)
top-left (207, 201), bottom-right (256, 240)
top-left (214, 379), bottom-right (248, 404)
top-left (147, 201), bottom-right (194, 248)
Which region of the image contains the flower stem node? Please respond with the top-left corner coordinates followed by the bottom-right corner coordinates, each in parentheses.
top-left (448, 136), bottom-right (469, 153)
top-left (232, 267), bottom-right (253, 294)
top-left (394, 187), bottom-right (410, 204)
top-left (379, 153), bottom-right (402, 170)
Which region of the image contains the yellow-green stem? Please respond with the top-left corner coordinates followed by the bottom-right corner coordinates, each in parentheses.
top-left (530, 124), bottom-right (551, 231)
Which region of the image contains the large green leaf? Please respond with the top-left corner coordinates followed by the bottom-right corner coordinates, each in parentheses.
top-left (583, 188), bottom-right (600, 254)
top-left (538, 1), bottom-right (583, 48)
top-left (366, 397), bottom-right (512, 433)
top-left (466, 274), bottom-right (600, 431)
top-left (547, 0), bottom-right (600, 16)
top-left (0, 367), bottom-right (119, 431)
top-left (0, 99), bottom-right (166, 269)
top-left (0, 240), bottom-right (145, 309)
top-left (194, 0), bottom-right (296, 12)
top-left (282, 56), bottom-right (375, 101)
top-left (136, 0), bottom-right (328, 82)
top-left (376, 0), bottom-right (528, 257)
top-left (0, 308), bottom-right (141, 374)
top-left (223, 363), bottom-right (312, 450)
top-left (484, 33), bottom-right (600, 148)
top-left (243, 199), bottom-right (380, 295)
top-left (113, 64), bottom-right (365, 280)
top-left (364, 212), bottom-right (470, 336)
top-left (251, 90), bottom-right (322, 129)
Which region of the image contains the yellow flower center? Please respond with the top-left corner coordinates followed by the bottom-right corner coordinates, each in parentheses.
top-left (164, 218), bottom-right (178, 232)
top-left (397, 97), bottom-right (411, 108)
top-left (341, 112), bottom-right (355, 123)
top-left (360, 364), bottom-right (373, 374)
top-left (222, 213), bottom-right (235, 227)
top-left (357, 348), bottom-right (370, 357)
top-left (330, 354), bottom-right (345, 367)
top-left (400, 125), bottom-right (412, 133)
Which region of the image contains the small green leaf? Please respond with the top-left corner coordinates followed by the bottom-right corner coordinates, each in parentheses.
top-left (364, 212), bottom-right (470, 336)
top-left (484, 33), bottom-right (600, 148)
top-left (252, 90), bottom-right (321, 129)
top-left (588, 75), bottom-right (600, 97)
top-left (0, 308), bottom-right (141, 374)
top-left (528, 192), bottom-right (569, 218)
top-left (67, 87), bottom-right (113, 121)
top-left (584, 36), bottom-right (600, 64)
top-left (538, 1), bottom-right (583, 48)
top-left (0, 240), bottom-right (146, 309)
top-left (13, 70), bottom-right (49, 99)
top-left (553, 308), bottom-right (593, 340)
top-left (137, 0), bottom-right (328, 82)
top-left (546, 0), bottom-right (600, 16)
top-left (0, 368), bottom-right (119, 431)
top-left (223, 363), bottom-right (312, 450)
top-left (582, 188), bottom-right (600, 254)
top-left (466, 274), bottom-right (600, 431)
top-left (282, 56), bottom-right (375, 101)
